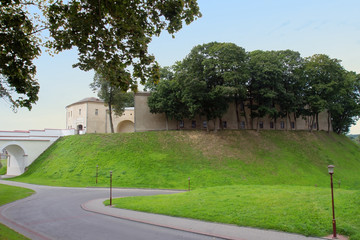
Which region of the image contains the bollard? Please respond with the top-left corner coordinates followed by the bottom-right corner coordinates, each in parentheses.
top-left (96, 165), bottom-right (98, 184)
top-left (188, 177), bottom-right (191, 191)
top-left (110, 171), bottom-right (113, 206)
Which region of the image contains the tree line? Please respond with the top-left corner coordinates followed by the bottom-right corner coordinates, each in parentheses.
top-left (147, 42), bottom-right (360, 134)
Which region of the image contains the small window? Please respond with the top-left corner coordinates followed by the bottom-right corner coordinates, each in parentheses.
top-left (240, 121), bottom-right (245, 129)
top-left (95, 109), bottom-right (98, 115)
top-left (79, 109), bottom-right (81, 115)
top-left (179, 120), bottom-right (184, 128)
top-left (192, 120), bottom-right (196, 128)
top-left (203, 121), bottom-right (207, 128)
top-left (291, 122), bottom-right (295, 129)
top-left (270, 122), bottom-right (274, 129)
top-left (280, 121), bottom-right (285, 129)
top-left (259, 121), bottom-right (264, 129)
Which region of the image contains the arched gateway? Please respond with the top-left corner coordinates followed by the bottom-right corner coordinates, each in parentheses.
top-left (0, 129), bottom-right (75, 176)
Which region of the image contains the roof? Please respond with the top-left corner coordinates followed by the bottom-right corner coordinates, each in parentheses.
top-left (66, 97), bottom-right (104, 108)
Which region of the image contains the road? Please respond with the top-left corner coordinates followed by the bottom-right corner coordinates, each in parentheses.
top-left (0, 180), bottom-right (221, 240)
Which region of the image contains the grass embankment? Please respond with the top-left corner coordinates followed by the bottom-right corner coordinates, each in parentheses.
top-left (0, 160), bottom-right (6, 175)
top-left (10, 130), bottom-right (360, 189)
top-left (8, 130), bottom-right (360, 239)
top-left (107, 185), bottom-right (360, 239)
top-left (0, 184), bottom-right (34, 240)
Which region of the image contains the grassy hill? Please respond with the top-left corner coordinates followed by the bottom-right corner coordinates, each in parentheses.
top-left (11, 130), bottom-right (360, 190)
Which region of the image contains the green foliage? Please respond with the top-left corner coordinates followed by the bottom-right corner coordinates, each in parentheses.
top-left (47, 0), bottom-right (201, 89)
top-left (10, 131), bottom-right (360, 190)
top-left (108, 185), bottom-right (360, 239)
top-left (0, 0), bottom-right (41, 110)
top-left (1, 0), bottom-right (201, 110)
top-left (90, 71), bottom-right (134, 133)
top-left (0, 160), bottom-right (7, 175)
top-left (0, 184), bottom-right (34, 240)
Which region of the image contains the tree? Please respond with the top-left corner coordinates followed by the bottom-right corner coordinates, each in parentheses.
top-left (1, 0), bottom-right (201, 110)
top-left (47, 0), bottom-right (201, 90)
top-left (248, 50), bottom-right (283, 130)
top-left (90, 67), bottom-right (134, 133)
top-left (302, 54), bottom-right (345, 132)
top-left (276, 50), bottom-right (305, 130)
top-left (1, 0), bottom-right (41, 110)
top-left (330, 71), bottom-right (360, 134)
top-left (147, 78), bottom-right (188, 130)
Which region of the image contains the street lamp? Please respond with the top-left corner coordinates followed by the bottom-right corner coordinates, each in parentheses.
top-left (328, 165), bottom-right (336, 239)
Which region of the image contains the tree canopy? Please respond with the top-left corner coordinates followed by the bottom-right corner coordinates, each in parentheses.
top-left (1, 0), bottom-right (201, 110)
top-left (148, 42), bottom-right (360, 134)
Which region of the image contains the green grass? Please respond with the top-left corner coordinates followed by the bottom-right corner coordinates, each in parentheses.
top-left (10, 130), bottom-right (360, 190)
top-left (0, 184), bottom-right (34, 240)
top-left (107, 185), bottom-right (360, 239)
top-left (7, 130), bottom-right (360, 238)
top-left (0, 159), bottom-right (7, 175)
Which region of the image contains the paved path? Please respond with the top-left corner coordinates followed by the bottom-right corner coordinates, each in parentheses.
top-left (0, 180), bottom-right (324, 240)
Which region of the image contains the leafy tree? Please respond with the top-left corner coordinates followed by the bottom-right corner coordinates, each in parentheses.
top-left (0, 0), bottom-right (41, 110)
top-left (302, 54), bottom-right (345, 132)
top-left (248, 50), bottom-right (283, 130)
top-left (276, 50), bottom-right (305, 130)
top-left (47, 0), bottom-right (201, 90)
top-left (1, 0), bottom-right (201, 110)
top-left (90, 68), bottom-right (134, 133)
top-left (330, 71), bottom-right (360, 134)
top-left (147, 78), bottom-right (188, 130)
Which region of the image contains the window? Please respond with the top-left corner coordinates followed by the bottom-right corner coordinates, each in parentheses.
top-left (270, 122), bottom-right (274, 129)
top-left (192, 120), bottom-right (196, 128)
top-left (179, 120), bottom-right (184, 128)
top-left (203, 121), bottom-right (207, 128)
top-left (95, 109), bottom-right (98, 115)
top-left (240, 121), bottom-right (245, 129)
top-left (259, 121), bottom-right (264, 129)
top-left (291, 122), bottom-right (295, 129)
top-left (280, 121), bottom-right (285, 129)
top-left (79, 109), bottom-right (81, 115)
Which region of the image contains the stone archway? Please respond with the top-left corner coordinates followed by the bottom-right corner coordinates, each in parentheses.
top-left (1, 144), bottom-right (27, 175)
top-left (116, 120), bottom-right (134, 133)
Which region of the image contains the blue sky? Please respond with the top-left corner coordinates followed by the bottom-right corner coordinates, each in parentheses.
top-left (1, 0), bottom-right (360, 133)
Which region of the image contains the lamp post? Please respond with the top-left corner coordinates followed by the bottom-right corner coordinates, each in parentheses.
top-left (328, 165), bottom-right (336, 239)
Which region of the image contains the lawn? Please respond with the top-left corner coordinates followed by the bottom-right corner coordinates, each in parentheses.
top-left (0, 184), bottom-right (34, 240)
top-left (107, 185), bottom-right (360, 239)
top-left (0, 159), bottom-right (6, 175)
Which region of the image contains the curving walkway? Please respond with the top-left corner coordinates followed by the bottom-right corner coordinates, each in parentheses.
top-left (0, 180), bottom-right (323, 240)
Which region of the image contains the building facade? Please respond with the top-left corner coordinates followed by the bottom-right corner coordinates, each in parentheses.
top-left (134, 92), bottom-right (331, 132)
top-left (66, 97), bottom-right (134, 133)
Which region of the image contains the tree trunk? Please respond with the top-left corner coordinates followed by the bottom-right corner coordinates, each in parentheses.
top-left (108, 103), bottom-right (114, 133)
top-left (235, 99), bottom-right (240, 130)
top-left (241, 101), bottom-right (248, 130)
top-left (165, 115), bottom-right (169, 131)
top-left (327, 110), bottom-right (331, 133)
top-left (316, 113), bottom-right (319, 131)
top-left (293, 113), bottom-right (297, 130)
top-left (213, 118), bottom-right (218, 133)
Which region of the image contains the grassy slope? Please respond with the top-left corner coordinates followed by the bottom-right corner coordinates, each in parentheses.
top-left (0, 184), bottom-right (34, 240)
top-left (107, 185), bottom-right (360, 238)
top-left (12, 130), bottom-right (360, 189)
